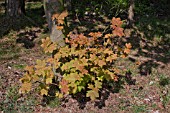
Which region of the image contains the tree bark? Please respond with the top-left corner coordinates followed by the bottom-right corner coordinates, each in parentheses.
top-left (127, 0), bottom-right (134, 27)
top-left (6, 0), bottom-right (25, 17)
top-left (43, 0), bottom-right (66, 48)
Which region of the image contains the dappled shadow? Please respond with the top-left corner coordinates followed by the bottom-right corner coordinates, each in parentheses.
top-left (44, 72), bottom-right (136, 109)
top-left (67, 0), bottom-right (128, 36)
top-left (67, 74), bottom-right (136, 109)
top-left (16, 28), bottom-right (41, 49)
top-left (68, 14), bottom-right (110, 36)
top-left (126, 14), bottom-right (170, 76)
top-left (0, 2), bottom-right (46, 38)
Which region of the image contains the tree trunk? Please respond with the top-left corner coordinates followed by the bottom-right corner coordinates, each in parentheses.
top-left (6, 0), bottom-right (25, 17)
top-left (43, 0), bottom-right (66, 48)
top-left (127, 0), bottom-right (134, 27)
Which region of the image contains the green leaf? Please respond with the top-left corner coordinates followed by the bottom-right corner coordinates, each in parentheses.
top-left (95, 80), bottom-right (102, 89)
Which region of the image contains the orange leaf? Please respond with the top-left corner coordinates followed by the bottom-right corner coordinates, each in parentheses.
top-left (60, 79), bottom-right (69, 94)
top-left (89, 32), bottom-right (102, 38)
top-left (124, 48), bottom-right (131, 54)
top-left (125, 43), bottom-right (132, 49)
top-left (56, 25), bottom-right (64, 30)
top-left (98, 60), bottom-right (106, 67)
top-left (111, 17), bottom-right (123, 28)
top-left (113, 27), bottom-right (124, 37)
top-left (57, 10), bottom-right (68, 20)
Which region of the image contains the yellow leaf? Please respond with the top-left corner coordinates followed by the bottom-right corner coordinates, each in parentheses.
top-left (58, 93), bottom-right (64, 98)
top-left (20, 73), bottom-right (31, 82)
top-left (55, 92), bottom-right (59, 96)
top-left (32, 75), bottom-right (39, 82)
top-left (40, 89), bottom-right (48, 96)
top-left (35, 59), bottom-right (46, 69)
top-left (46, 77), bottom-right (53, 84)
top-left (86, 88), bottom-right (99, 100)
top-left (41, 37), bottom-right (56, 53)
top-left (19, 82), bottom-right (32, 93)
top-left (41, 37), bottom-right (51, 49)
top-left (88, 84), bottom-right (94, 89)
top-left (25, 66), bottom-right (34, 74)
top-left (104, 34), bottom-right (112, 38)
top-left (95, 80), bottom-right (102, 89)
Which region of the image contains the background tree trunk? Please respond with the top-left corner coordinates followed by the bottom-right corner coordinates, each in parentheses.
top-left (43, 0), bottom-right (66, 48)
top-left (6, 0), bottom-right (25, 17)
top-left (127, 0), bottom-right (134, 27)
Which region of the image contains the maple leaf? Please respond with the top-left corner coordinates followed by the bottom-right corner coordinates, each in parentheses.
top-left (19, 82), bottom-right (32, 93)
top-left (88, 84), bottom-right (95, 89)
top-left (20, 73), bottom-right (31, 82)
top-left (52, 13), bottom-right (59, 21)
top-left (104, 48), bottom-right (113, 55)
top-left (104, 39), bottom-right (112, 46)
top-left (32, 75), bottom-right (39, 82)
top-left (57, 10), bottom-right (68, 20)
top-left (113, 68), bottom-right (120, 74)
top-left (64, 73), bottom-right (81, 83)
top-left (89, 54), bottom-right (97, 61)
top-left (111, 17), bottom-right (123, 28)
top-left (106, 54), bottom-right (117, 62)
top-left (41, 37), bottom-right (51, 49)
top-left (46, 43), bottom-right (57, 53)
top-left (120, 54), bottom-right (126, 58)
top-left (124, 48), bottom-right (131, 54)
top-left (55, 91), bottom-right (63, 98)
top-left (40, 89), bottom-right (48, 96)
top-left (110, 73), bottom-right (118, 81)
top-left (95, 80), bottom-right (102, 89)
top-left (89, 32), bottom-right (102, 39)
top-left (46, 77), bottom-right (53, 84)
top-left (65, 38), bottom-right (70, 43)
top-left (35, 68), bottom-right (45, 76)
top-left (25, 66), bottom-right (34, 74)
top-left (52, 10), bottom-right (68, 25)
top-left (113, 27), bottom-right (124, 37)
top-left (86, 88), bottom-right (99, 100)
top-left (41, 37), bottom-right (57, 53)
top-left (125, 43), bottom-right (132, 49)
top-left (104, 34), bottom-right (112, 38)
top-left (76, 65), bottom-right (88, 75)
top-left (79, 57), bottom-right (88, 66)
top-left (35, 59), bottom-right (46, 69)
top-left (98, 60), bottom-right (106, 67)
top-left (56, 25), bottom-right (64, 30)
top-left (60, 79), bottom-right (69, 94)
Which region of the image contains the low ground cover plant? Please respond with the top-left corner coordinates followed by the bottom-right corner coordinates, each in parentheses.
top-left (19, 15), bottom-right (132, 100)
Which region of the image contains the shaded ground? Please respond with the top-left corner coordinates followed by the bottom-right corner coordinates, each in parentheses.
top-left (0, 1), bottom-right (170, 113)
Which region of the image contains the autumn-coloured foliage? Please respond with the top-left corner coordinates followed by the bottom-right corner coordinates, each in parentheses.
top-left (52, 10), bottom-right (68, 30)
top-left (19, 17), bottom-right (132, 100)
